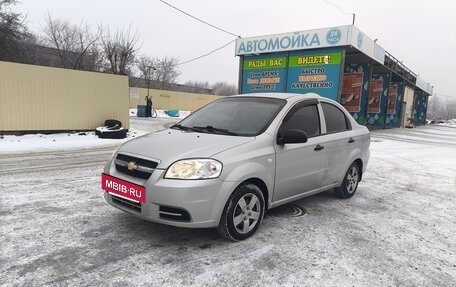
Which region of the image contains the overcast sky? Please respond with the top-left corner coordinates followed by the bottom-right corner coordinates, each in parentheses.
top-left (16, 0), bottom-right (455, 96)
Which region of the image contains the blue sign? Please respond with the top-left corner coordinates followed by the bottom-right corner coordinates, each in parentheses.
top-left (241, 53), bottom-right (287, 93)
top-left (235, 26), bottom-right (349, 55)
top-left (326, 28), bottom-right (342, 45)
top-left (285, 48), bottom-right (342, 101)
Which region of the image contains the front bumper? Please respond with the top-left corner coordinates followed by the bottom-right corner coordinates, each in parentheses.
top-left (103, 163), bottom-right (236, 228)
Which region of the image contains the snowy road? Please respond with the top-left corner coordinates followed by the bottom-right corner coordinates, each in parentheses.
top-left (1, 123), bottom-right (455, 286)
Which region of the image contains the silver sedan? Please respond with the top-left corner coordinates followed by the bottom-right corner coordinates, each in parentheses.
top-left (102, 93), bottom-right (370, 241)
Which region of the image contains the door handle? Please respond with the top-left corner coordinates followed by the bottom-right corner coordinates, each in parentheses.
top-left (314, 144), bottom-right (324, 151)
top-left (348, 137), bottom-right (355, 143)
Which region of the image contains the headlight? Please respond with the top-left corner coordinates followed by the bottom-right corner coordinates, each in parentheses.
top-left (165, 159), bottom-right (222, 179)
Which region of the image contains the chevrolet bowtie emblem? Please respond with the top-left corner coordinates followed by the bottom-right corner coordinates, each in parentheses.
top-left (127, 161), bottom-right (138, 171)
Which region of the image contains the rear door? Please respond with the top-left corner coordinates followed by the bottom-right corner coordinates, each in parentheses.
top-left (319, 102), bottom-right (357, 186)
top-left (273, 100), bottom-right (327, 202)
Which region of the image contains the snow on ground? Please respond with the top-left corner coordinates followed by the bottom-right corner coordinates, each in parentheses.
top-left (129, 108), bottom-right (191, 119)
top-left (0, 130), bottom-right (146, 153)
top-left (0, 123), bottom-right (455, 286)
top-left (0, 111), bottom-right (186, 153)
top-left (436, 119), bottom-right (456, 127)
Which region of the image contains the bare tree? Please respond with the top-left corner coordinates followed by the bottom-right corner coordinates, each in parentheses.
top-left (428, 94), bottom-right (456, 120)
top-left (73, 23), bottom-right (102, 70)
top-left (136, 54), bottom-right (155, 82)
top-left (184, 80), bottom-right (236, 95)
top-left (0, 0), bottom-right (35, 62)
top-left (212, 81), bottom-right (238, 96)
top-left (184, 80), bottom-right (211, 89)
top-left (136, 55), bottom-right (180, 89)
top-left (42, 13), bottom-right (101, 70)
top-left (100, 25), bottom-right (140, 75)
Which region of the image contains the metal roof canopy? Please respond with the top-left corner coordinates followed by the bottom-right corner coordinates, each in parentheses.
top-left (345, 47), bottom-right (418, 89)
top-left (236, 25), bottom-right (433, 96)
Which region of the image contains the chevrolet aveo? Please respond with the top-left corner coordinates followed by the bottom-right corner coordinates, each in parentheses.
top-left (102, 93), bottom-right (370, 241)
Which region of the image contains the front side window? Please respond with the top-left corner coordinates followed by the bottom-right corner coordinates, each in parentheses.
top-left (321, 102), bottom-right (350, 133)
top-left (283, 104), bottom-right (320, 137)
top-left (176, 97), bottom-right (286, 136)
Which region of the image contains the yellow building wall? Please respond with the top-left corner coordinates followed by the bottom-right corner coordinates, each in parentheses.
top-left (0, 61), bottom-right (129, 131)
top-left (128, 87), bottom-right (221, 111)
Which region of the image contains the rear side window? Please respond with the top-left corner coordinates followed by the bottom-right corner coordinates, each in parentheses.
top-left (284, 104), bottom-right (320, 137)
top-left (321, 102), bottom-right (350, 133)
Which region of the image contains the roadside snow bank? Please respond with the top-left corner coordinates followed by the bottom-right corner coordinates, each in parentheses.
top-left (0, 130), bottom-right (148, 153)
top-left (0, 110), bottom-right (190, 153)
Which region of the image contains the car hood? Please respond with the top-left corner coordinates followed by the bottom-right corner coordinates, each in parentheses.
top-left (117, 129), bottom-right (255, 169)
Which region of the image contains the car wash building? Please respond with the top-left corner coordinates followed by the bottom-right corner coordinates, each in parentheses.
top-left (235, 25), bottom-right (433, 128)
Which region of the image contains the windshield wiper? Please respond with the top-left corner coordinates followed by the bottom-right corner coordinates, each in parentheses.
top-left (192, 126), bottom-right (239, 136)
top-left (170, 124), bottom-right (201, 133)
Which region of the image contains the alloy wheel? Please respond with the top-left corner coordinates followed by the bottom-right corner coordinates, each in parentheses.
top-left (232, 193), bottom-right (261, 234)
top-left (345, 166), bottom-right (359, 194)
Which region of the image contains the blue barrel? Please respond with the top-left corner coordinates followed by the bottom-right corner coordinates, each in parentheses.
top-left (137, 105), bottom-right (147, 117)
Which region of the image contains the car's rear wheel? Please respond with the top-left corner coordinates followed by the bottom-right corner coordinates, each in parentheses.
top-left (334, 162), bottom-right (360, 199)
top-left (218, 184), bottom-right (265, 241)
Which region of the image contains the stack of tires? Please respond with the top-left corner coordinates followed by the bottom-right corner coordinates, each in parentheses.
top-left (96, 119), bottom-right (127, 139)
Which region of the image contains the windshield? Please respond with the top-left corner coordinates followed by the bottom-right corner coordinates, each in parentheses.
top-left (175, 97), bottom-right (286, 136)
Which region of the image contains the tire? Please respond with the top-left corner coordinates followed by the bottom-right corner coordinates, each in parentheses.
top-left (97, 127), bottom-right (127, 139)
top-left (334, 162), bottom-right (360, 199)
top-left (151, 109), bottom-right (157, 118)
top-left (217, 184), bottom-right (265, 241)
top-left (104, 119), bottom-right (122, 128)
top-left (95, 126), bottom-right (104, 136)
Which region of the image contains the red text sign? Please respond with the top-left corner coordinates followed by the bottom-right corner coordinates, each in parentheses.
top-left (101, 173), bottom-right (146, 203)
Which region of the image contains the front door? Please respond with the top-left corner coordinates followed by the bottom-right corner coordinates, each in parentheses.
top-left (273, 102), bottom-right (326, 203)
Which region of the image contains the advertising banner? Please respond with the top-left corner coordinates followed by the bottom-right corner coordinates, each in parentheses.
top-left (368, 79), bottom-right (383, 114)
top-left (342, 63), bottom-right (371, 125)
top-left (285, 48), bottom-right (342, 101)
top-left (387, 84), bottom-right (398, 115)
top-left (341, 72), bottom-right (363, 112)
top-left (367, 74), bottom-right (390, 128)
top-left (241, 54), bottom-right (287, 93)
top-left (385, 82), bottom-right (403, 128)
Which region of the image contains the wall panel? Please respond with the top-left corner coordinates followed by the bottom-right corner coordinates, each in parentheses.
top-left (0, 61), bottom-right (129, 131)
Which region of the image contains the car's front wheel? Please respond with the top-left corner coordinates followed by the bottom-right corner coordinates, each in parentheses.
top-left (334, 162), bottom-right (360, 199)
top-left (218, 184), bottom-right (265, 241)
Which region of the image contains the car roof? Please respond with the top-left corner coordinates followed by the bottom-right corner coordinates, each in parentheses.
top-left (231, 92), bottom-right (321, 100)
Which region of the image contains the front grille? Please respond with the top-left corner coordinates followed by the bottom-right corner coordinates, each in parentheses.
top-left (111, 195), bottom-right (141, 213)
top-left (115, 154), bottom-right (158, 180)
top-left (159, 206), bottom-right (191, 222)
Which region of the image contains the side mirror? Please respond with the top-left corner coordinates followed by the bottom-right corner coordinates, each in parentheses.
top-left (277, 129), bottom-right (308, 145)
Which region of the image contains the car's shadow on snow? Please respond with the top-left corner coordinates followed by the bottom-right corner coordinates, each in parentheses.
top-left (98, 189), bottom-right (344, 245)
top-left (104, 211), bottom-right (222, 246)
